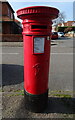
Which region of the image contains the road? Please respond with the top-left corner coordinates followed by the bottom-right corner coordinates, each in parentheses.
top-left (2, 37), bottom-right (73, 91)
top-left (49, 37), bottom-right (73, 91)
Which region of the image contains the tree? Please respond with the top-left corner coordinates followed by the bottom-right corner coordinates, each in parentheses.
top-left (52, 12), bottom-right (66, 26)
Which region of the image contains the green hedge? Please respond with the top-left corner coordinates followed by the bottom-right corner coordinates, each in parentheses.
top-left (57, 26), bottom-right (75, 33)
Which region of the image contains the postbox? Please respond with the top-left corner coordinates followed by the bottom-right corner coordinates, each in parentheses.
top-left (17, 6), bottom-right (59, 112)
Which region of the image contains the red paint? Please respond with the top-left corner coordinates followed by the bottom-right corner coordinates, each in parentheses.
top-left (17, 6), bottom-right (59, 95)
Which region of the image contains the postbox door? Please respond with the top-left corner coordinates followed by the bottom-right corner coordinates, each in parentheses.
top-left (24, 35), bottom-right (51, 95)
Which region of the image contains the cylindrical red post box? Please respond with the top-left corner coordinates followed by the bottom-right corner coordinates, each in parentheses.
top-left (17, 6), bottom-right (59, 112)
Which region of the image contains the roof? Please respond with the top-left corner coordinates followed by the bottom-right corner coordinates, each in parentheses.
top-left (65, 21), bottom-right (75, 24)
top-left (0, 1), bottom-right (15, 13)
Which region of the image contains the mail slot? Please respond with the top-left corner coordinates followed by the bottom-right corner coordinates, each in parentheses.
top-left (17, 6), bottom-right (59, 112)
top-left (31, 25), bottom-right (47, 29)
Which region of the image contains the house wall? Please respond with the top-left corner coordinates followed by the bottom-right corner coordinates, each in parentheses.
top-left (2, 22), bottom-right (22, 34)
top-left (0, 2), bottom-right (23, 42)
top-left (66, 22), bottom-right (72, 26)
top-left (64, 21), bottom-right (75, 27)
top-left (2, 22), bottom-right (10, 34)
top-left (58, 21), bottom-right (75, 27)
top-left (1, 34), bottom-right (23, 42)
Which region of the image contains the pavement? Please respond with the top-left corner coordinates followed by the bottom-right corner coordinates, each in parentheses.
top-left (1, 37), bottom-right (75, 119)
top-left (2, 37), bottom-right (73, 91)
top-left (0, 42), bottom-right (23, 47)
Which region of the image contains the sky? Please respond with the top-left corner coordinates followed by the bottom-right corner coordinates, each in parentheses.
top-left (7, 1), bottom-right (74, 23)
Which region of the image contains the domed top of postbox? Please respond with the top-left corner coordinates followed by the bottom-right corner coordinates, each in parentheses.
top-left (17, 6), bottom-right (59, 20)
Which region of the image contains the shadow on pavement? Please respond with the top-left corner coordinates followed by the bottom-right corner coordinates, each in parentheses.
top-left (51, 43), bottom-right (57, 46)
top-left (14, 97), bottom-right (75, 118)
top-left (45, 97), bottom-right (75, 114)
top-left (2, 64), bottom-right (23, 86)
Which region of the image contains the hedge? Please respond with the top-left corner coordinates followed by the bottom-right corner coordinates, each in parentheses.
top-left (57, 26), bottom-right (75, 33)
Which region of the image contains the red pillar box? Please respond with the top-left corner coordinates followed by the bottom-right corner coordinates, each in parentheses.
top-left (17, 6), bottom-right (59, 112)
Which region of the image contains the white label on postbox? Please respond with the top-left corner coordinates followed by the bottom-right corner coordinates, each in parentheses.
top-left (34, 37), bottom-right (45, 53)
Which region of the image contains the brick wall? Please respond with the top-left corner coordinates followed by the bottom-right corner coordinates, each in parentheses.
top-left (2, 21), bottom-right (22, 34)
top-left (1, 34), bottom-right (23, 42)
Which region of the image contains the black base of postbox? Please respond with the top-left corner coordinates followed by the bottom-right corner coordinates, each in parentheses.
top-left (24, 89), bottom-right (48, 113)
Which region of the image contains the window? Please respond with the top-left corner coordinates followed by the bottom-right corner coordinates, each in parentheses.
top-left (8, 8), bottom-right (10, 17)
top-left (0, 23), bottom-right (2, 33)
top-left (11, 13), bottom-right (13, 19)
